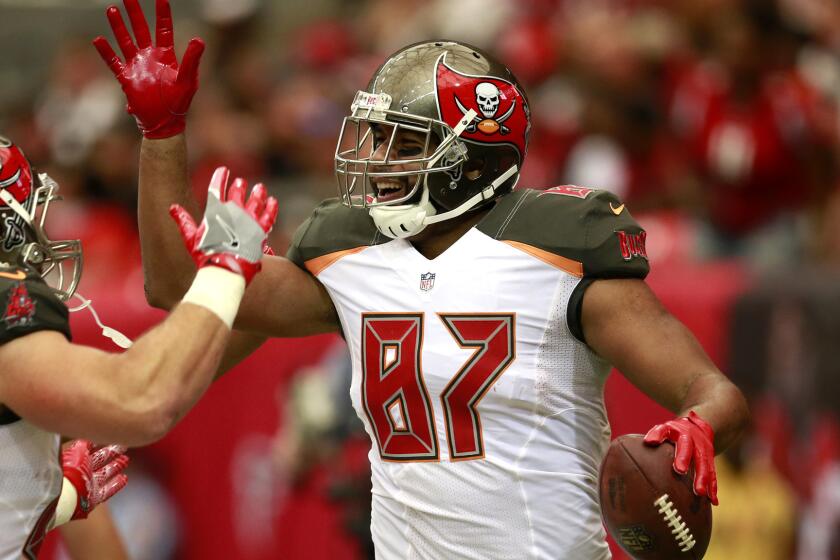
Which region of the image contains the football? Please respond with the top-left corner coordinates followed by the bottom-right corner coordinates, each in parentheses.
top-left (599, 434), bottom-right (712, 560)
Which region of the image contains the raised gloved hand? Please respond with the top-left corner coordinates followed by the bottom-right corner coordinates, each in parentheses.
top-left (644, 410), bottom-right (718, 505)
top-left (170, 166), bottom-right (279, 285)
top-left (93, 0), bottom-right (204, 138)
top-left (61, 440), bottom-right (129, 521)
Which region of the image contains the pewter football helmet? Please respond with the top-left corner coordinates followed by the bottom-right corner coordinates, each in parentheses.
top-left (0, 136), bottom-right (82, 301)
top-left (335, 41), bottom-right (531, 238)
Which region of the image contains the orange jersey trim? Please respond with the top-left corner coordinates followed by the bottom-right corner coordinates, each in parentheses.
top-left (0, 270), bottom-right (26, 281)
top-left (304, 246), bottom-right (368, 276)
top-left (502, 240), bottom-right (583, 277)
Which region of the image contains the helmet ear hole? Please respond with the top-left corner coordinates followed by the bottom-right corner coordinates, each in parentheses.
top-left (464, 157), bottom-right (485, 180)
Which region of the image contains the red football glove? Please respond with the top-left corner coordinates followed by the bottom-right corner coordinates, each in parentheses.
top-left (170, 166), bottom-right (279, 285)
top-left (644, 411), bottom-right (718, 505)
top-left (61, 440), bottom-right (130, 521)
top-left (93, 0), bottom-right (204, 138)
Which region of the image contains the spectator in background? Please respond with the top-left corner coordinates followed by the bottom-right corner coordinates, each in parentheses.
top-left (799, 463), bottom-right (840, 560)
top-left (34, 39), bottom-right (124, 169)
top-left (273, 343), bottom-right (373, 559)
top-left (668, 1), bottom-right (836, 264)
top-left (704, 408), bottom-right (797, 560)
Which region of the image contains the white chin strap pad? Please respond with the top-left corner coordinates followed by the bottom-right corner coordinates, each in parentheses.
top-left (369, 186), bottom-right (436, 239)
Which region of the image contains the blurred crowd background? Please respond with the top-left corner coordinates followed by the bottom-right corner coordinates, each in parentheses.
top-left (2, 0), bottom-right (840, 558)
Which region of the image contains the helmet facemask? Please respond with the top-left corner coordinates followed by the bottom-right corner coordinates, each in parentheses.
top-left (0, 173), bottom-right (82, 301)
top-left (335, 91), bottom-right (476, 239)
top-left (335, 92), bottom-right (470, 207)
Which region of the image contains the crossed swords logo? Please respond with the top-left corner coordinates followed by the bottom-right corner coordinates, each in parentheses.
top-left (454, 90), bottom-right (516, 136)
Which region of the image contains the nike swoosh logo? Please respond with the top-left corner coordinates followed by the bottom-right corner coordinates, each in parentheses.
top-left (215, 216), bottom-right (241, 249)
top-left (0, 270), bottom-right (26, 280)
top-left (610, 203), bottom-right (625, 216)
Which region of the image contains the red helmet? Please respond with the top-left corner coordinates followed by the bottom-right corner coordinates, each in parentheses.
top-left (0, 136), bottom-right (82, 301)
top-left (335, 41), bottom-right (530, 238)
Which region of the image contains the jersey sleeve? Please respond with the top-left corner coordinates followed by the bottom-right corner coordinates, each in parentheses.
top-left (286, 198), bottom-right (385, 272)
top-left (478, 187), bottom-right (649, 279)
top-left (0, 268), bottom-right (71, 345)
top-left (477, 187), bottom-right (649, 344)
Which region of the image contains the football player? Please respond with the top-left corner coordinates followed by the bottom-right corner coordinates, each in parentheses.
top-left (95, 1), bottom-right (749, 558)
top-left (0, 135), bottom-right (277, 558)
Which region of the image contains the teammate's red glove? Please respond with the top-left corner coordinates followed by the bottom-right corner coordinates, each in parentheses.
top-left (170, 166), bottom-right (279, 285)
top-left (93, 0), bottom-right (204, 138)
top-left (61, 440), bottom-right (129, 521)
top-left (643, 410), bottom-right (718, 505)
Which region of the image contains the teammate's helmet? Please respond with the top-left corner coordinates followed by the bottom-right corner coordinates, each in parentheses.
top-left (0, 136), bottom-right (81, 301)
top-left (335, 40), bottom-right (531, 238)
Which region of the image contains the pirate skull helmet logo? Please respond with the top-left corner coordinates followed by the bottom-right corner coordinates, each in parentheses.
top-left (475, 82), bottom-right (501, 118)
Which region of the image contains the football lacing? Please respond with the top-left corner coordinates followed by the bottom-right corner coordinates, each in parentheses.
top-left (654, 494), bottom-right (696, 552)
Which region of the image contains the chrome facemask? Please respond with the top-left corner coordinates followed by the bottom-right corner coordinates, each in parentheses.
top-left (0, 173), bottom-right (82, 301)
top-left (334, 91), bottom-right (472, 208)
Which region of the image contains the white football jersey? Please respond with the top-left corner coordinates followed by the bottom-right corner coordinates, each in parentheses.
top-left (289, 188), bottom-right (649, 559)
top-left (0, 419), bottom-right (61, 560)
top-left (0, 271), bottom-right (72, 559)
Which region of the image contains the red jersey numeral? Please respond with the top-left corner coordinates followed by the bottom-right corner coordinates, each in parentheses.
top-left (439, 314), bottom-right (515, 460)
top-left (361, 314), bottom-right (439, 461)
top-left (361, 312), bottom-right (516, 462)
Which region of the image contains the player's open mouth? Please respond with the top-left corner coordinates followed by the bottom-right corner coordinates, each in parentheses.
top-left (374, 180), bottom-right (408, 203)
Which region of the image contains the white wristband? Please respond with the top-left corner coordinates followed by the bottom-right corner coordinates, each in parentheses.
top-left (181, 266), bottom-right (246, 328)
top-left (52, 477), bottom-right (78, 528)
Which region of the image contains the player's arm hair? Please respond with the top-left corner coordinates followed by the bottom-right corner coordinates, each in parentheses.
top-left (0, 303), bottom-right (232, 446)
top-left (58, 504), bottom-right (129, 560)
top-left (581, 278), bottom-right (750, 453)
top-left (138, 136), bottom-right (339, 338)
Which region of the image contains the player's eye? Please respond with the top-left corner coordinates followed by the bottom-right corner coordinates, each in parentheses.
top-left (398, 145), bottom-right (423, 157)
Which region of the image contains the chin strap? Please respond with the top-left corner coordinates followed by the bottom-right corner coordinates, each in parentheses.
top-left (369, 164), bottom-right (518, 239)
top-left (423, 164), bottom-right (518, 225)
top-left (369, 110), bottom-right (485, 240)
top-left (0, 188), bottom-right (32, 224)
top-left (67, 292), bottom-right (133, 349)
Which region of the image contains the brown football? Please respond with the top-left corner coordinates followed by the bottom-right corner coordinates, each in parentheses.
top-left (599, 434), bottom-right (712, 560)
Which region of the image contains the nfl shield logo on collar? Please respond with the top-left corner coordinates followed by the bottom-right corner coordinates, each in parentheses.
top-left (419, 272), bottom-right (436, 292)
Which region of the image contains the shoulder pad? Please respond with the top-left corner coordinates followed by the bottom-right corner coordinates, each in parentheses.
top-left (286, 198), bottom-right (386, 273)
top-left (0, 267), bottom-right (71, 345)
top-left (477, 187), bottom-right (649, 279)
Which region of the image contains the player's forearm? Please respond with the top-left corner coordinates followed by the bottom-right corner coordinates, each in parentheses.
top-left (676, 372), bottom-right (750, 454)
top-left (115, 301), bottom-right (231, 445)
top-left (138, 135), bottom-right (198, 309)
top-left (58, 504), bottom-right (129, 560)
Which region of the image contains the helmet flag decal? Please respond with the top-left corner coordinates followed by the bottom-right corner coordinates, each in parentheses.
top-left (436, 57), bottom-right (529, 157)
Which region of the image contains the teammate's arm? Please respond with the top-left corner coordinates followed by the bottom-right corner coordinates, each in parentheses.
top-left (0, 305), bottom-right (226, 446)
top-left (581, 278), bottom-right (749, 501)
top-left (59, 504), bottom-right (129, 560)
top-left (0, 168), bottom-right (278, 446)
top-left (95, 0), bottom-right (339, 340)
